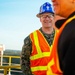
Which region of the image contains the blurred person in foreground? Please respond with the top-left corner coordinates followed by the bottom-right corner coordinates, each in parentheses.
top-left (20, 2), bottom-right (55, 75)
top-left (51, 0), bottom-right (75, 75)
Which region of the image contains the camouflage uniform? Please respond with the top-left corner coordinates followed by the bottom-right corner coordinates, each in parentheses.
top-left (20, 28), bottom-right (55, 75)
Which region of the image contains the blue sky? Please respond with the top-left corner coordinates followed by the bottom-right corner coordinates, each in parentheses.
top-left (0, 0), bottom-right (52, 50)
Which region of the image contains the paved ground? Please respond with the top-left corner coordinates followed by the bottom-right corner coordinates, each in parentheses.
top-left (0, 73), bottom-right (9, 75)
top-left (0, 73), bottom-right (14, 75)
top-left (0, 73), bottom-right (24, 75)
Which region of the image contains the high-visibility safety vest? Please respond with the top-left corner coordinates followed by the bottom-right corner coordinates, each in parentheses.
top-left (47, 15), bottom-right (75, 75)
top-left (30, 30), bottom-right (53, 75)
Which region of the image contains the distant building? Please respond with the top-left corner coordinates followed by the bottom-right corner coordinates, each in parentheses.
top-left (0, 44), bottom-right (5, 65)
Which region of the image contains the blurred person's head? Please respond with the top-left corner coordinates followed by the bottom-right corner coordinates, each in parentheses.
top-left (51, 0), bottom-right (75, 18)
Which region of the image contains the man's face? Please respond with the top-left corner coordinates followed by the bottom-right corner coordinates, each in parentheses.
top-left (51, 0), bottom-right (74, 17)
top-left (40, 13), bottom-right (54, 28)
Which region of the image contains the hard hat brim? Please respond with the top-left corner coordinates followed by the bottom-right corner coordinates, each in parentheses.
top-left (36, 12), bottom-right (54, 18)
top-left (36, 13), bottom-right (42, 18)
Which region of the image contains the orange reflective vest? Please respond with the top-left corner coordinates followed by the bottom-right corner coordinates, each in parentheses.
top-left (47, 15), bottom-right (75, 75)
top-left (30, 30), bottom-right (53, 75)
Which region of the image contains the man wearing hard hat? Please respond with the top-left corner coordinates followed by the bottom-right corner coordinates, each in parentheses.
top-left (21, 2), bottom-right (55, 75)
